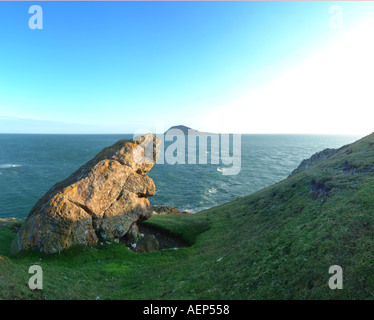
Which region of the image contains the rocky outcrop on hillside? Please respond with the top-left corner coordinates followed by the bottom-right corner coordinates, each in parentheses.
top-left (289, 148), bottom-right (338, 176)
top-left (151, 206), bottom-right (192, 215)
top-left (11, 133), bottom-right (161, 254)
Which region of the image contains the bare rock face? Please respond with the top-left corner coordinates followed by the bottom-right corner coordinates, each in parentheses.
top-left (11, 133), bottom-right (161, 254)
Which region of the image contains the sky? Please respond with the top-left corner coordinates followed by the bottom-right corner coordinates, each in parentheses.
top-left (0, 1), bottom-right (373, 134)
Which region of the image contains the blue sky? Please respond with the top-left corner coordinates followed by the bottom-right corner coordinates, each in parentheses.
top-left (1, 1), bottom-right (374, 134)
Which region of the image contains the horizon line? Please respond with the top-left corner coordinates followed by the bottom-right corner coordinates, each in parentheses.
top-left (0, 132), bottom-right (366, 136)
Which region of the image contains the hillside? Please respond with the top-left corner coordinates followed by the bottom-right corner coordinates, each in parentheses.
top-left (0, 133), bottom-right (373, 299)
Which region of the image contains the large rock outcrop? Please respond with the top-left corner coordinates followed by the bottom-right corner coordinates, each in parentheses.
top-left (11, 133), bottom-right (161, 254)
top-left (289, 148), bottom-right (338, 176)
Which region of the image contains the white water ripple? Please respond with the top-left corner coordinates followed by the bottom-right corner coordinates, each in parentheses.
top-left (0, 164), bottom-right (22, 169)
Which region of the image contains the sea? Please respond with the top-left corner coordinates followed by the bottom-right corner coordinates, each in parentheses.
top-left (0, 134), bottom-right (362, 219)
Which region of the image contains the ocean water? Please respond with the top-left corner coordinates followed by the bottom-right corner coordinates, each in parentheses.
top-left (0, 134), bottom-right (361, 218)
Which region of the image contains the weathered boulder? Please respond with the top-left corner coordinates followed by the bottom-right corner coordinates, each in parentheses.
top-left (11, 133), bottom-right (161, 254)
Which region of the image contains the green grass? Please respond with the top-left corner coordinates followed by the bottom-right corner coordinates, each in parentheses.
top-left (1, 133), bottom-right (373, 300)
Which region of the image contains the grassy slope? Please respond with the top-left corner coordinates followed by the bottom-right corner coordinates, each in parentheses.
top-left (1, 133), bottom-right (373, 300)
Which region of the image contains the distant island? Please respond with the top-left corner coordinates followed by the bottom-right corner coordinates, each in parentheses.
top-left (164, 125), bottom-right (211, 135)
